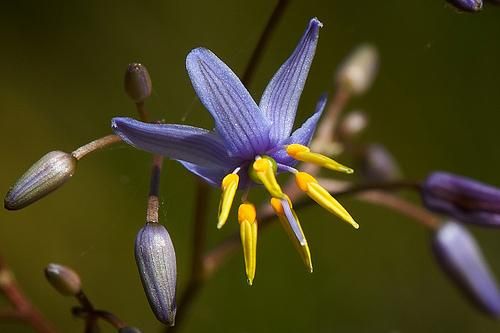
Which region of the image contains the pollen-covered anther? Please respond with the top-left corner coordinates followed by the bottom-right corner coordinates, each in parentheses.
top-left (295, 172), bottom-right (359, 229)
top-left (271, 198), bottom-right (313, 273)
top-left (286, 144), bottom-right (354, 174)
top-left (250, 156), bottom-right (285, 199)
top-left (217, 173), bottom-right (239, 229)
top-left (238, 203), bottom-right (257, 285)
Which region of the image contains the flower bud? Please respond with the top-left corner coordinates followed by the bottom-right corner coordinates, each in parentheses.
top-left (4, 151), bottom-right (77, 210)
top-left (336, 44), bottom-right (378, 95)
top-left (422, 171), bottom-right (500, 227)
top-left (358, 144), bottom-right (400, 182)
top-left (447, 0), bottom-right (483, 11)
top-left (124, 63), bottom-right (152, 103)
top-left (44, 263), bottom-right (82, 296)
top-left (135, 222), bottom-right (177, 326)
top-left (432, 221), bottom-right (500, 317)
top-left (118, 327), bottom-right (142, 333)
top-left (338, 111), bottom-right (368, 140)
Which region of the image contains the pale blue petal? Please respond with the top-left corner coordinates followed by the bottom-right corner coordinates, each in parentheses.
top-left (268, 94), bottom-right (326, 167)
top-left (178, 161), bottom-right (227, 187)
top-left (112, 117), bottom-right (234, 169)
top-left (186, 48), bottom-right (271, 159)
top-left (281, 198), bottom-right (307, 246)
top-left (259, 18), bottom-right (322, 143)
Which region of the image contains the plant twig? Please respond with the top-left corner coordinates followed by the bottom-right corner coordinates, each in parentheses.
top-left (71, 134), bottom-right (122, 160)
top-left (0, 257), bottom-right (58, 333)
top-left (241, 0), bottom-right (290, 86)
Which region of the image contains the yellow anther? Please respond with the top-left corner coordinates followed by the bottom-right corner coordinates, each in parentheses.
top-left (295, 172), bottom-right (359, 229)
top-left (238, 203), bottom-right (257, 285)
top-left (286, 144), bottom-right (354, 174)
top-left (217, 173), bottom-right (239, 229)
top-left (271, 198), bottom-right (313, 273)
top-left (251, 157), bottom-right (285, 199)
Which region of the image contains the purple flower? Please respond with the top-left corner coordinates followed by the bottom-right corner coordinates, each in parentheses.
top-left (432, 221), bottom-right (500, 317)
top-left (422, 171), bottom-right (500, 227)
top-left (447, 0), bottom-right (483, 11)
top-left (112, 18), bottom-right (358, 282)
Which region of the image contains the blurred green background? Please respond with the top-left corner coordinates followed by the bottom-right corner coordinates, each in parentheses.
top-left (1, 0), bottom-right (500, 332)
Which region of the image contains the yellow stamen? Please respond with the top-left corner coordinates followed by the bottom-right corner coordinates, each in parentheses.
top-left (286, 144), bottom-right (354, 174)
top-left (238, 203), bottom-right (257, 285)
top-left (252, 157), bottom-right (285, 199)
top-left (217, 173), bottom-right (239, 229)
top-left (295, 172), bottom-right (359, 229)
top-left (271, 198), bottom-right (313, 273)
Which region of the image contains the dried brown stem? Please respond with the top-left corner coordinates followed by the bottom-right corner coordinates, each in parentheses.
top-left (0, 257), bottom-right (58, 333)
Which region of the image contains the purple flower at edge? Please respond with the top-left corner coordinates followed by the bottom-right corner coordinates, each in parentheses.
top-left (422, 171), bottom-right (500, 227)
top-left (432, 221), bottom-right (500, 317)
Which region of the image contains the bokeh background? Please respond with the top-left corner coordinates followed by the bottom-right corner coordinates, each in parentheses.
top-left (1, 1), bottom-right (500, 332)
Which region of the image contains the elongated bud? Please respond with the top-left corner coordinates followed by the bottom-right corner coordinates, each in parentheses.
top-left (432, 221), bottom-right (500, 317)
top-left (44, 263), bottom-right (82, 296)
top-left (338, 111), bottom-right (368, 141)
top-left (447, 0), bottom-right (483, 11)
top-left (358, 144), bottom-right (401, 182)
top-left (135, 222), bottom-right (177, 326)
top-left (422, 171), bottom-right (500, 227)
top-left (5, 151), bottom-right (77, 210)
top-left (124, 63), bottom-right (152, 103)
top-left (118, 327), bottom-right (142, 333)
top-left (336, 44), bottom-right (378, 95)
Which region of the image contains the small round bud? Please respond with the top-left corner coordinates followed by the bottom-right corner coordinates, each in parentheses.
top-left (447, 0), bottom-right (483, 11)
top-left (118, 327), bottom-right (142, 333)
top-left (4, 151), bottom-right (77, 210)
top-left (338, 111), bottom-right (368, 140)
top-left (336, 44), bottom-right (378, 95)
top-left (358, 144), bottom-right (401, 182)
top-left (124, 63), bottom-right (152, 103)
top-left (44, 263), bottom-right (82, 296)
top-left (135, 223), bottom-right (177, 326)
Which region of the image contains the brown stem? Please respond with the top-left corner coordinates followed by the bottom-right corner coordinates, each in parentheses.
top-left (75, 291), bottom-right (100, 333)
top-left (147, 154), bottom-right (164, 223)
top-left (241, 0), bottom-right (290, 86)
top-left (73, 307), bottom-right (126, 329)
top-left (136, 101), bottom-right (149, 122)
top-left (311, 86), bottom-right (351, 153)
top-left (71, 134), bottom-right (122, 160)
top-left (0, 257), bottom-right (58, 333)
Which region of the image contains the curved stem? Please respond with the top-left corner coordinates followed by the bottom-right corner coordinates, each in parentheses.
top-left (71, 134), bottom-right (122, 160)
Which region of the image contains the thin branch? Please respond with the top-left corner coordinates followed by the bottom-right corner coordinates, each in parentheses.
top-left (241, 0), bottom-right (290, 86)
top-left (0, 257), bottom-right (58, 333)
top-left (71, 134), bottom-right (122, 160)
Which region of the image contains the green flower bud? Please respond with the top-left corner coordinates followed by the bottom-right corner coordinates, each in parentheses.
top-left (44, 263), bottom-right (82, 296)
top-left (4, 151), bottom-right (77, 210)
top-left (124, 63), bottom-right (152, 103)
